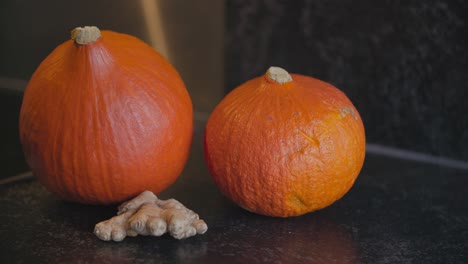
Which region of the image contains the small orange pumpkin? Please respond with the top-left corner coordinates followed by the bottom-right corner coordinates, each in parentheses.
top-left (19, 26), bottom-right (193, 204)
top-left (204, 67), bottom-right (365, 217)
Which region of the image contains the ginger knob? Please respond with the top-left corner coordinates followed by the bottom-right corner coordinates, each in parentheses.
top-left (94, 191), bottom-right (208, 241)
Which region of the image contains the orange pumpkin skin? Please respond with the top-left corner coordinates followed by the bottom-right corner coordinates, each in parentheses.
top-left (19, 30), bottom-right (193, 204)
top-left (204, 69), bottom-right (365, 217)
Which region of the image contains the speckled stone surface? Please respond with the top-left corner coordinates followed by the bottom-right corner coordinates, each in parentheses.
top-left (1, 125), bottom-right (467, 263)
top-left (226, 0), bottom-right (468, 161)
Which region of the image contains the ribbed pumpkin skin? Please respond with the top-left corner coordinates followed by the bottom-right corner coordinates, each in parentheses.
top-left (19, 31), bottom-right (193, 204)
top-left (204, 74), bottom-right (365, 217)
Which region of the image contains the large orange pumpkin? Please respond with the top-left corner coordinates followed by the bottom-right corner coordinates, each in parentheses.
top-left (204, 67), bottom-right (365, 217)
top-left (19, 26), bottom-right (193, 204)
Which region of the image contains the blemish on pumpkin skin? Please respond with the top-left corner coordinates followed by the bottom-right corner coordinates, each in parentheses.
top-left (289, 194), bottom-right (307, 208)
top-left (288, 129), bottom-right (326, 173)
top-left (298, 129), bottom-right (320, 148)
top-left (287, 112), bottom-right (301, 121)
top-left (340, 106), bottom-right (358, 120)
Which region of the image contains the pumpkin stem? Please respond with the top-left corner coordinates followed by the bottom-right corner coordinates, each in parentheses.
top-left (266, 66), bottom-right (292, 84)
top-left (71, 26), bottom-right (101, 45)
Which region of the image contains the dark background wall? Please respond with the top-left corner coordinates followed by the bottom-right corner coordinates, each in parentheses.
top-left (225, 0), bottom-right (468, 161)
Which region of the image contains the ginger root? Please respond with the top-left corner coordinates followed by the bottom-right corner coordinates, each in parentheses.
top-left (94, 191), bottom-right (208, 241)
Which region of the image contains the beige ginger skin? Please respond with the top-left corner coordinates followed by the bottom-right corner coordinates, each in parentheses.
top-left (94, 191), bottom-right (208, 241)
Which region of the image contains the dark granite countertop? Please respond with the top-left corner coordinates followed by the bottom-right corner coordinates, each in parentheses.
top-left (1, 123), bottom-right (468, 264)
